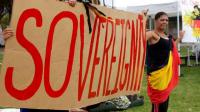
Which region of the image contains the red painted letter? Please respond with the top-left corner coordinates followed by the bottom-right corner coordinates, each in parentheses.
top-left (5, 8), bottom-right (43, 100)
top-left (78, 15), bottom-right (99, 101)
top-left (44, 11), bottom-right (78, 97)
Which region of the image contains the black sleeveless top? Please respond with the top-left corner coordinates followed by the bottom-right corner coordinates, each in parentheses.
top-left (147, 36), bottom-right (173, 74)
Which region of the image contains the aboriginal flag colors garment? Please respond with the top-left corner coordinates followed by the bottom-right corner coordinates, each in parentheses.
top-left (147, 37), bottom-right (181, 104)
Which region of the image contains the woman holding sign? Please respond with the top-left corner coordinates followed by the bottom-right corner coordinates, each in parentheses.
top-left (146, 11), bottom-right (185, 112)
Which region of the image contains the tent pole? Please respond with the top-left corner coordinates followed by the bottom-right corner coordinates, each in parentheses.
top-left (149, 16), bottom-right (152, 30)
top-left (177, 0), bottom-right (181, 76)
top-left (112, 0), bottom-right (114, 8)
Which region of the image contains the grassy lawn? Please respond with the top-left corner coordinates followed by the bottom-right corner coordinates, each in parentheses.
top-left (123, 66), bottom-right (200, 112)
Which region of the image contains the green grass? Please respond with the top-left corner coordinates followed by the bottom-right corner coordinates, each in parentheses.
top-left (0, 51), bottom-right (3, 70)
top-left (180, 46), bottom-right (189, 57)
top-left (123, 66), bottom-right (200, 112)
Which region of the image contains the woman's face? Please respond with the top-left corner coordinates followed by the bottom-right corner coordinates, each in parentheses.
top-left (155, 15), bottom-right (168, 31)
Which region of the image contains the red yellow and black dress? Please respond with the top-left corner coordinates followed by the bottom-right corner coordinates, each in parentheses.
top-left (146, 35), bottom-right (181, 112)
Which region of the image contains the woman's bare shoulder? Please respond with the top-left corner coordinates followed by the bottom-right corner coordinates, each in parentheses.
top-left (146, 31), bottom-right (153, 40)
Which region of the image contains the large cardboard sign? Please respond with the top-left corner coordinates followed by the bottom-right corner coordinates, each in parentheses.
top-left (0, 0), bottom-right (146, 110)
top-left (181, 0), bottom-right (200, 43)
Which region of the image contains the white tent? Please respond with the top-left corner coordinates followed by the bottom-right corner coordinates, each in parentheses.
top-left (123, 0), bottom-right (199, 66)
top-left (126, 1), bottom-right (181, 36)
top-left (125, 1), bottom-right (181, 38)
top-left (126, 1), bottom-right (180, 17)
top-left (113, 0), bottom-right (178, 7)
top-left (102, 0), bottom-right (179, 12)
top-left (103, 0), bottom-right (180, 17)
top-left (121, 0), bottom-right (185, 75)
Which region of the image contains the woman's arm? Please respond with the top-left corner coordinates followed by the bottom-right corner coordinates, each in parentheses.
top-left (140, 10), bottom-right (151, 41)
top-left (175, 31), bottom-right (185, 44)
top-left (146, 31), bottom-right (153, 41)
top-left (146, 31), bottom-right (160, 41)
top-left (141, 9), bottom-right (156, 41)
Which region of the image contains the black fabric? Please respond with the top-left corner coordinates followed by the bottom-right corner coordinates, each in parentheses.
top-left (151, 97), bottom-right (169, 112)
top-left (83, 3), bottom-right (92, 33)
top-left (77, 0), bottom-right (92, 33)
top-left (147, 36), bottom-right (173, 74)
top-left (77, 0), bottom-right (105, 33)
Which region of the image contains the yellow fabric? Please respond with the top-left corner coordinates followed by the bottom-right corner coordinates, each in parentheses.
top-left (148, 51), bottom-right (173, 90)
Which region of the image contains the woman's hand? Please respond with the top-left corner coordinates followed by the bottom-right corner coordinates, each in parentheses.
top-left (141, 9), bottom-right (149, 27)
top-left (179, 30), bottom-right (185, 41)
top-left (2, 28), bottom-right (14, 40)
top-left (68, 0), bottom-right (77, 7)
top-left (141, 9), bottom-right (149, 17)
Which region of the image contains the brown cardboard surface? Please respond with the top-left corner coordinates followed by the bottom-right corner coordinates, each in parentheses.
top-left (0, 0), bottom-right (146, 110)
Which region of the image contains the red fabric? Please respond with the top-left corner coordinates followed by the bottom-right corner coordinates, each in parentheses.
top-left (147, 41), bottom-right (181, 104)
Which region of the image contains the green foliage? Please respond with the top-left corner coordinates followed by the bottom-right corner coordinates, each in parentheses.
top-left (0, 0), bottom-right (12, 27)
top-left (0, 13), bottom-right (10, 29)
